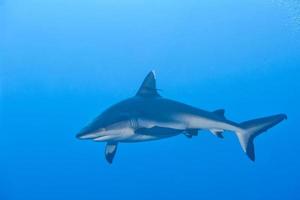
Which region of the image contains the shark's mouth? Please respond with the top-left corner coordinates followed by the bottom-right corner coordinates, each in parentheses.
top-left (77, 128), bottom-right (127, 142)
top-left (93, 135), bottom-right (116, 142)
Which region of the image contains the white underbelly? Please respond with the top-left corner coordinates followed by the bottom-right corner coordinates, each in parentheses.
top-left (119, 133), bottom-right (180, 143)
top-left (94, 128), bottom-right (180, 143)
top-left (93, 117), bottom-right (186, 143)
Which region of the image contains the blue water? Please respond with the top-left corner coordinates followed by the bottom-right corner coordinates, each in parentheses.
top-left (1, 1), bottom-right (300, 200)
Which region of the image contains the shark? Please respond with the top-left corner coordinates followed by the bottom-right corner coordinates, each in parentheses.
top-left (77, 71), bottom-right (287, 164)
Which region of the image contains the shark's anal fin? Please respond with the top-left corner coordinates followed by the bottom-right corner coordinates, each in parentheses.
top-left (105, 142), bottom-right (118, 164)
top-left (209, 129), bottom-right (224, 139)
top-left (136, 71), bottom-right (161, 98)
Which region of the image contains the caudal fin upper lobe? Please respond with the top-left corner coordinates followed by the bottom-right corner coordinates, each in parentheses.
top-left (236, 114), bottom-right (287, 161)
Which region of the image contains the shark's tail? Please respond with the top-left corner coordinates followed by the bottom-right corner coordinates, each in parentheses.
top-left (235, 114), bottom-right (287, 161)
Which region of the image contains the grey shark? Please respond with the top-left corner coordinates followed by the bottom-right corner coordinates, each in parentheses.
top-left (77, 71), bottom-right (287, 163)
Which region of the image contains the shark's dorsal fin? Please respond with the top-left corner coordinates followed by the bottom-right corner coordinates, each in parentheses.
top-left (136, 71), bottom-right (161, 98)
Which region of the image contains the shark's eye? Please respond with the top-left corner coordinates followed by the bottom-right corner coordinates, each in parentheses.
top-left (96, 128), bottom-right (105, 132)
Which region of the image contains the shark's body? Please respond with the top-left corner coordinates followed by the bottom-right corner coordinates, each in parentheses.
top-left (77, 71), bottom-right (287, 163)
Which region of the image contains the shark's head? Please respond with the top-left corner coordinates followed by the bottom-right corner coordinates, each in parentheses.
top-left (76, 70), bottom-right (160, 142)
top-left (76, 125), bottom-right (105, 140)
top-left (76, 99), bottom-right (136, 142)
top-left (76, 117), bottom-right (134, 142)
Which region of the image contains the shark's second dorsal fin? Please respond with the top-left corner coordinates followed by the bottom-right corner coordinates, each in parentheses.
top-left (213, 109), bottom-right (226, 119)
top-left (136, 70), bottom-right (161, 98)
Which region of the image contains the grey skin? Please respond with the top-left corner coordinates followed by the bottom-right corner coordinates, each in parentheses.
top-left (77, 71), bottom-right (287, 164)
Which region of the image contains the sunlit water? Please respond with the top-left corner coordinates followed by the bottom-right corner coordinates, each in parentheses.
top-left (1, 1), bottom-right (300, 200)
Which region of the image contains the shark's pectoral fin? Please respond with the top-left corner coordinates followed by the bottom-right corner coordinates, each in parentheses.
top-left (209, 129), bottom-right (224, 139)
top-left (105, 142), bottom-right (118, 164)
top-left (135, 126), bottom-right (182, 136)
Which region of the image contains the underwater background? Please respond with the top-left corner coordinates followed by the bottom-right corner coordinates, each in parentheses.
top-left (1, 0), bottom-right (300, 200)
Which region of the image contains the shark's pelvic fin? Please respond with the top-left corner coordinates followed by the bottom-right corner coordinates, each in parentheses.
top-left (136, 70), bottom-right (161, 98)
top-left (184, 129), bottom-right (198, 138)
top-left (105, 142), bottom-right (118, 164)
top-left (236, 114), bottom-right (287, 161)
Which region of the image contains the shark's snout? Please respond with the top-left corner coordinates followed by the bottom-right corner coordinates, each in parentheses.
top-left (76, 131), bottom-right (93, 139)
top-left (76, 128), bottom-right (106, 140)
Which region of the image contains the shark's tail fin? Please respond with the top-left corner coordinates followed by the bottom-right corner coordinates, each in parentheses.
top-left (236, 114), bottom-right (287, 161)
